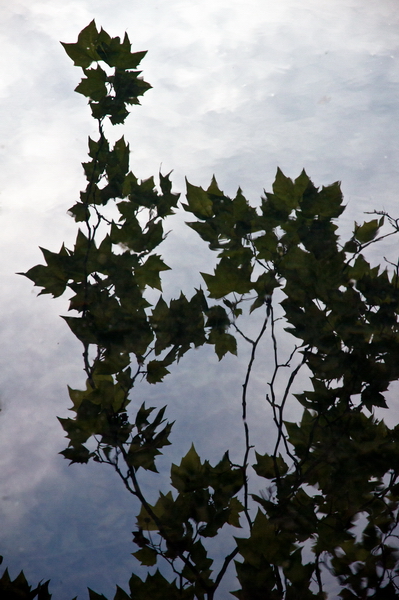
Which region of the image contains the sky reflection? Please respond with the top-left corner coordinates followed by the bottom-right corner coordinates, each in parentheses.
top-left (0, 0), bottom-right (399, 597)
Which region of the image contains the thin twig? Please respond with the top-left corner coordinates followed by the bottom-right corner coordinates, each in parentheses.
top-left (268, 304), bottom-right (306, 472)
top-left (241, 309), bottom-right (269, 529)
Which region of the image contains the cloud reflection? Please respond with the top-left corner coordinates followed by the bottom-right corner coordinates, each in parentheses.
top-left (0, 0), bottom-right (398, 597)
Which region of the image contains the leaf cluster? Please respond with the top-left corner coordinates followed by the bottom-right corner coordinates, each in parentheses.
top-left (183, 168), bottom-right (399, 597)
top-left (0, 556), bottom-right (52, 600)
top-left (62, 20), bottom-right (151, 124)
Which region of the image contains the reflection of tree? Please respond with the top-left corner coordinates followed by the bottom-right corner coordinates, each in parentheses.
top-left (8, 20), bottom-right (399, 600)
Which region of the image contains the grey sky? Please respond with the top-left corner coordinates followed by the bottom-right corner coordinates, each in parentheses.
top-left (0, 0), bottom-right (399, 598)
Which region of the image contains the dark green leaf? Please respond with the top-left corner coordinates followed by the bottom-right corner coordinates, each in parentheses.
top-left (61, 20), bottom-right (101, 68)
top-left (132, 546), bottom-right (158, 567)
top-left (75, 66), bottom-right (107, 101)
top-left (253, 452), bottom-right (288, 479)
top-left (354, 218), bottom-right (382, 243)
top-left (183, 180), bottom-right (213, 218)
top-left (202, 257), bottom-right (253, 298)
